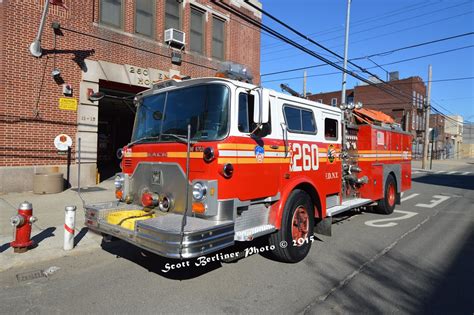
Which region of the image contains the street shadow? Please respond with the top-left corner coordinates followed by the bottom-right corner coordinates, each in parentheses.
top-left (100, 239), bottom-right (222, 280)
top-left (74, 227), bottom-right (89, 247)
top-left (421, 229), bottom-right (474, 314)
top-left (0, 242), bottom-right (11, 253)
top-left (30, 227), bottom-right (56, 248)
top-left (100, 236), bottom-right (282, 280)
top-left (301, 229), bottom-right (474, 313)
top-left (412, 174), bottom-right (474, 190)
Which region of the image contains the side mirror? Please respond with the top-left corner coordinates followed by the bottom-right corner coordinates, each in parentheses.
top-left (253, 88), bottom-right (270, 124)
top-left (261, 89), bottom-right (270, 124)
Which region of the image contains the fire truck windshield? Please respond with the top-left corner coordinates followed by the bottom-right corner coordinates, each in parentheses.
top-left (131, 84), bottom-right (229, 144)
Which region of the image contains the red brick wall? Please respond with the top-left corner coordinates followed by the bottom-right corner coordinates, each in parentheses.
top-left (0, 0), bottom-right (261, 167)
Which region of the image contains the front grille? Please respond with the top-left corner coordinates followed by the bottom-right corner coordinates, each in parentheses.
top-left (123, 159), bottom-right (132, 167)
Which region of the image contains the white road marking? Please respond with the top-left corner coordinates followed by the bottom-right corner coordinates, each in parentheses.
top-left (416, 195), bottom-right (451, 208)
top-left (364, 210), bottom-right (418, 228)
top-left (401, 193), bottom-right (419, 202)
top-left (447, 171), bottom-right (458, 174)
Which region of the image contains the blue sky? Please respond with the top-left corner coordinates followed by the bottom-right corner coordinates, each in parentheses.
top-left (259, 0), bottom-right (474, 122)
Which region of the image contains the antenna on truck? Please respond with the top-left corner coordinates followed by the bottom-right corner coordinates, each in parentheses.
top-left (178, 124), bottom-right (192, 260)
top-left (280, 83), bottom-right (303, 98)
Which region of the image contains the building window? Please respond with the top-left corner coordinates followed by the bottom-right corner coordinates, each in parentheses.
top-left (135, 0), bottom-right (155, 37)
top-left (190, 7), bottom-right (205, 54)
top-left (325, 118), bottom-right (338, 140)
top-left (331, 98), bottom-right (337, 106)
top-left (100, 0), bottom-right (123, 28)
top-left (165, 0), bottom-right (181, 30)
top-left (283, 105), bottom-right (317, 134)
top-left (212, 16), bottom-right (225, 59)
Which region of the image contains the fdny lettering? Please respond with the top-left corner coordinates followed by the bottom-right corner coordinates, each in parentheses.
top-left (191, 146), bottom-right (205, 152)
top-left (291, 143), bottom-right (319, 172)
top-left (148, 152), bottom-right (168, 157)
top-left (325, 172), bottom-right (339, 180)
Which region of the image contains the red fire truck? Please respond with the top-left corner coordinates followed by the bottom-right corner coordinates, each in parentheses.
top-left (85, 68), bottom-right (411, 263)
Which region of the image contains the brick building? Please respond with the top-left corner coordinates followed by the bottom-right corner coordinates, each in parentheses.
top-left (308, 76), bottom-right (427, 157)
top-left (0, 0), bottom-right (262, 192)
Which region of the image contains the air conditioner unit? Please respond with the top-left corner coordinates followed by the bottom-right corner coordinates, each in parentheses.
top-left (164, 28), bottom-right (185, 48)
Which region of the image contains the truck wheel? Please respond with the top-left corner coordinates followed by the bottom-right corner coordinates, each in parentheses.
top-left (269, 189), bottom-right (315, 263)
top-left (375, 175), bottom-right (396, 215)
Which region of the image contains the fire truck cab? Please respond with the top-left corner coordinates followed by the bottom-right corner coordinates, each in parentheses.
top-left (85, 73), bottom-right (411, 263)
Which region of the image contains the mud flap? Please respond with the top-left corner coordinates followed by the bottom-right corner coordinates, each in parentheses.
top-left (314, 217), bottom-right (332, 237)
top-left (396, 192), bottom-right (401, 205)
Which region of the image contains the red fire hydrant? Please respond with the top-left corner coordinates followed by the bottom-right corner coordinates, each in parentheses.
top-left (10, 201), bottom-right (37, 253)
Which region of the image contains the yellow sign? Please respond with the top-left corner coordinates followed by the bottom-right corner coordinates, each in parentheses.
top-left (59, 98), bottom-right (78, 111)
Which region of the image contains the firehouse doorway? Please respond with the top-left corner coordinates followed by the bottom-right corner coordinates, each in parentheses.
top-left (97, 81), bottom-right (146, 181)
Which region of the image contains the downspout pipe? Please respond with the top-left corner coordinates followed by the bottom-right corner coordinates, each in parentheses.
top-left (29, 0), bottom-right (50, 57)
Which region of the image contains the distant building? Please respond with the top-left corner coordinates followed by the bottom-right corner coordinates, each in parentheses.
top-left (0, 0), bottom-right (262, 192)
top-left (460, 122), bottom-right (474, 158)
top-left (444, 115), bottom-right (464, 159)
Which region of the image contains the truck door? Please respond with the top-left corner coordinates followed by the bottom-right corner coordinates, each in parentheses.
top-left (233, 88), bottom-right (280, 200)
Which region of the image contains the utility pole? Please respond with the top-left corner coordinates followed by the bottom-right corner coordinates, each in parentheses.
top-left (303, 71), bottom-right (307, 98)
top-left (422, 65), bottom-right (432, 169)
top-left (340, 0), bottom-right (352, 106)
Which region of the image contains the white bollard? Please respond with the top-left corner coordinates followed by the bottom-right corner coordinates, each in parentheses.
top-left (64, 205), bottom-right (76, 251)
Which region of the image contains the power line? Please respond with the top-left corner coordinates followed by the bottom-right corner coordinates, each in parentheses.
top-left (353, 32), bottom-right (474, 60)
top-left (261, 45), bottom-right (474, 82)
top-left (263, 10), bottom-right (473, 64)
top-left (262, 1), bottom-right (471, 56)
top-left (212, 0), bottom-right (396, 94)
top-left (262, 32), bottom-right (474, 76)
top-left (218, 0), bottom-right (466, 117)
top-left (378, 45), bottom-right (474, 67)
top-left (243, 0), bottom-right (413, 100)
top-left (261, 1), bottom-right (434, 51)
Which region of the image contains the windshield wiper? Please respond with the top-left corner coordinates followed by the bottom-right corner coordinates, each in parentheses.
top-left (160, 133), bottom-right (195, 144)
top-left (128, 134), bottom-right (195, 147)
top-left (128, 136), bottom-right (160, 147)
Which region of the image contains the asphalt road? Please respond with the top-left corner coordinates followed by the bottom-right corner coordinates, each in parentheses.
top-left (1, 166), bottom-right (473, 314)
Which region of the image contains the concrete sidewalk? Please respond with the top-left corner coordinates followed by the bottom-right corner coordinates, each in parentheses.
top-left (412, 158), bottom-right (474, 173)
top-left (0, 180), bottom-right (116, 272)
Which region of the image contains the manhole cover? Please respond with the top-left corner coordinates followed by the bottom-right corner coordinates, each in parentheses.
top-left (16, 270), bottom-right (46, 282)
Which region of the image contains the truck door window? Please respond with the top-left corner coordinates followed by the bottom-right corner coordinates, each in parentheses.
top-left (324, 118), bottom-right (338, 140)
top-left (238, 92), bottom-right (255, 133)
top-left (283, 105), bottom-right (317, 134)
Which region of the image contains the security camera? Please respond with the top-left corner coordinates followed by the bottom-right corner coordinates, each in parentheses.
top-left (51, 69), bottom-right (61, 77)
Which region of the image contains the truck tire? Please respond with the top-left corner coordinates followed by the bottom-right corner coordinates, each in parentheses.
top-left (269, 189), bottom-right (315, 263)
top-left (375, 175), bottom-right (396, 215)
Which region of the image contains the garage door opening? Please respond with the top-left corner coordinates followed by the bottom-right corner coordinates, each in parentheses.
top-left (97, 82), bottom-right (146, 181)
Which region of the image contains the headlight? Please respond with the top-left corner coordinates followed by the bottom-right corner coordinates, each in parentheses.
top-left (192, 182), bottom-right (207, 201)
top-left (114, 174), bottom-right (124, 189)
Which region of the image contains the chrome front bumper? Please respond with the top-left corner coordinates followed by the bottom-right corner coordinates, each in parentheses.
top-left (85, 202), bottom-right (235, 259)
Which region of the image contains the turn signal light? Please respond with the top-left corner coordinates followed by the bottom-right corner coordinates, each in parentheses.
top-left (115, 189), bottom-right (123, 200)
top-left (192, 202), bottom-right (206, 214)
